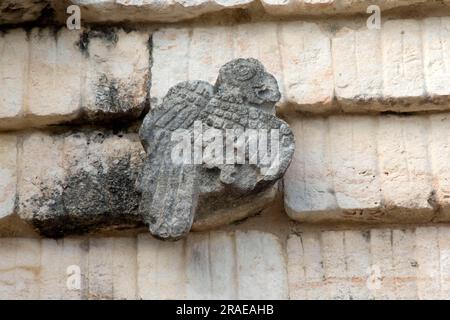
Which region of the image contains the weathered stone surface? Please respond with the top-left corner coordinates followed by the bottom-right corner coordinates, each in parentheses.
top-left (152, 18), bottom-right (450, 113)
top-left (4, 237), bottom-right (136, 300)
top-left (0, 231), bottom-right (287, 299)
top-left (28, 28), bottom-right (81, 121)
top-left (82, 28), bottom-right (150, 121)
top-left (0, 0), bottom-right (48, 25)
top-left (0, 27), bottom-right (149, 131)
top-left (0, 134), bottom-right (17, 221)
top-left (0, 133), bottom-right (36, 236)
top-left (422, 17), bottom-right (450, 100)
top-left (139, 58), bottom-right (294, 240)
top-left (261, 0), bottom-right (432, 16)
top-left (54, 0), bottom-right (255, 24)
top-left (0, 29), bottom-right (28, 121)
top-left (39, 238), bottom-right (89, 299)
top-left (17, 129), bottom-right (145, 237)
top-left (284, 114), bottom-right (450, 224)
top-left (332, 27), bottom-right (383, 110)
top-left (6, 227), bottom-right (450, 300)
top-left (4, 0), bottom-right (450, 26)
top-left (279, 21), bottom-right (334, 112)
top-left (137, 230), bottom-right (288, 299)
top-left (88, 238), bottom-right (137, 300)
top-left (151, 22), bottom-right (334, 113)
top-left (0, 238), bottom-right (40, 300)
top-left (288, 226), bottom-right (450, 300)
top-left (382, 20), bottom-right (425, 102)
top-left (49, 0), bottom-right (450, 24)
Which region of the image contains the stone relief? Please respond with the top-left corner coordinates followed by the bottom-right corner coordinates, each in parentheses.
top-left (138, 58), bottom-right (295, 240)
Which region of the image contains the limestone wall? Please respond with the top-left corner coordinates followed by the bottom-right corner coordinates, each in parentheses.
top-left (4, 225), bottom-right (450, 300)
top-left (1, 0), bottom-right (450, 300)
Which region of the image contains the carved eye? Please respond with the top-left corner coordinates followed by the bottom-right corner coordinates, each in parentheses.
top-left (234, 64), bottom-right (256, 81)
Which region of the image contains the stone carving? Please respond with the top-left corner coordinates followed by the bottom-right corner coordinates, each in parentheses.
top-left (138, 58), bottom-right (295, 240)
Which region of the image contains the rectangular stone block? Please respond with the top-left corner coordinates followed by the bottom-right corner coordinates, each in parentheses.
top-left (235, 231), bottom-right (288, 299)
top-left (279, 21), bottom-right (334, 112)
top-left (370, 229), bottom-right (396, 299)
top-left (332, 27), bottom-right (383, 110)
top-left (61, 238), bottom-right (91, 300)
top-left (0, 239), bottom-right (18, 299)
top-left (39, 238), bottom-right (90, 300)
top-left (40, 239), bottom-right (64, 300)
top-left (391, 229), bottom-right (418, 299)
top-left (382, 20), bottom-right (425, 101)
top-left (111, 238), bottom-right (137, 300)
top-left (321, 231), bottom-right (350, 299)
top-left (0, 238), bottom-right (40, 300)
top-left (17, 130), bottom-right (144, 237)
top-left (137, 233), bottom-right (186, 300)
top-left (287, 231), bottom-right (324, 300)
top-left (415, 227), bottom-right (441, 299)
top-left (83, 29), bottom-right (149, 120)
top-left (18, 131), bottom-right (65, 225)
top-left (0, 30), bottom-right (28, 123)
top-left (328, 116), bottom-right (382, 213)
top-left (344, 231), bottom-right (372, 299)
top-left (86, 237), bottom-right (137, 300)
top-left (284, 114), bottom-right (447, 224)
top-left (88, 238), bottom-right (114, 300)
top-left (283, 118), bottom-right (338, 220)
top-left (438, 227), bottom-right (450, 298)
top-left (28, 28), bottom-right (81, 121)
top-left (377, 116), bottom-right (434, 217)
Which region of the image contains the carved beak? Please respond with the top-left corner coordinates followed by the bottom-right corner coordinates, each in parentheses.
top-left (255, 73), bottom-right (281, 104)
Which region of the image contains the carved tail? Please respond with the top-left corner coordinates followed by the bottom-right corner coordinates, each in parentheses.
top-left (138, 130), bottom-right (197, 241)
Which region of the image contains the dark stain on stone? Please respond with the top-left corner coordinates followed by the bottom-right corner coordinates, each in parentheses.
top-left (76, 30), bottom-right (90, 57)
top-left (96, 75), bottom-right (122, 112)
top-left (380, 110), bottom-right (415, 117)
top-left (79, 239), bottom-right (90, 252)
top-left (80, 74), bottom-right (147, 123)
top-left (2, 2), bottom-right (26, 14)
top-left (428, 190), bottom-right (441, 211)
top-left (1, 2), bottom-right (57, 30)
top-left (361, 230), bottom-right (370, 242)
top-left (24, 131), bottom-right (144, 238)
top-left (76, 27), bottom-right (118, 57)
top-left (89, 27), bottom-right (119, 44)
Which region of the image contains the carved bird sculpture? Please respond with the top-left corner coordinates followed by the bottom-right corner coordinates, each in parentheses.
top-left (138, 58), bottom-right (294, 240)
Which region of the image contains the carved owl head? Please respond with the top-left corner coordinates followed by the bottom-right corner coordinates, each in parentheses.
top-left (215, 58), bottom-right (281, 109)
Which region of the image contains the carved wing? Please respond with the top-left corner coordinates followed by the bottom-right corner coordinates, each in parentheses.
top-left (198, 94), bottom-right (294, 192)
top-left (138, 81), bottom-right (213, 240)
